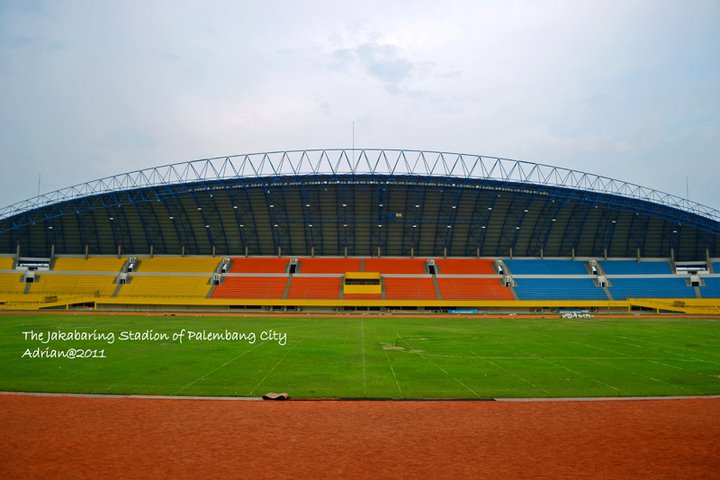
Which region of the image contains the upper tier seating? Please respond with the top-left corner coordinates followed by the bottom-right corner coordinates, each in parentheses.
top-left (211, 276), bottom-right (288, 299)
top-left (363, 258), bottom-right (427, 274)
top-left (434, 259), bottom-right (495, 274)
top-left (117, 276), bottom-right (212, 298)
top-left (713, 262), bottom-right (720, 274)
top-left (298, 258), bottom-right (362, 273)
top-left (287, 276), bottom-right (341, 299)
top-left (53, 257), bottom-right (126, 272)
top-left (503, 259), bottom-right (589, 275)
top-left (600, 260), bottom-right (672, 275)
top-left (609, 277), bottom-right (695, 299)
top-left (30, 274), bottom-right (117, 297)
top-left (228, 257), bottom-right (289, 273)
top-left (513, 278), bottom-right (607, 300)
top-left (0, 273), bottom-right (26, 293)
top-left (383, 277), bottom-right (438, 300)
top-left (437, 278), bottom-right (514, 300)
top-left (0, 257), bottom-right (15, 270)
top-left (136, 257), bottom-right (220, 273)
top-left (700, 277), bottom-right (720, 298)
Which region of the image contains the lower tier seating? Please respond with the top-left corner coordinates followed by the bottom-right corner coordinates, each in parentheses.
top-left (228, 257), bottom-right (289, 273)
top-left (513, 278), bottom-right (607, 300)
top-left (503, 259), bottom-right (589, 275)
top-left (30, 274), bottom-right (118, 297)
top-left (297, 258), bottom-right (362, 274)
top-left (0, 257), bottom-right (15, 270)
top-left (437, 278), bottom-right (514, 300)
top-left (700, 277), bottom-right (720, 298)
top-left (53, 257), bottom-right (126, 272)
top-left (608, 277), bottom-right (695, 300)
top-left (383, 277), bottom-right (438, 300)
top-left (363, 258), bottom-right (428, 274)
top-left (434, 259), bottom-right (495, 274)
top-left (118, 276), bottom-right (212, 298)
top-left (0, 273), bottom-right (26, 293)
top-left (287, 277), bottom-right (341, 299)
top-left (211, 276), bottom-right (288, 299)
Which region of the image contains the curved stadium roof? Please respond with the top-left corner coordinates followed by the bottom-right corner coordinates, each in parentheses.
top-left (1, 149), bottom-right (718, 260)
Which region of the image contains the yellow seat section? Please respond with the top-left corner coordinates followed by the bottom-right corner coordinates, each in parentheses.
top-left (0, 293), bottom-right (34, 304)
top-left (29, 274), bottom-right (117, 296)
top-left (135, 257), bottom-right (221, 273)
top-left (0, 258), bottom-right (15, 270)
top-left (0, 273), bottom-right (26, 293)
top-left (117, 276), bottom-right (212, 298)
top-left (54, 257), bottom-right (126, 272)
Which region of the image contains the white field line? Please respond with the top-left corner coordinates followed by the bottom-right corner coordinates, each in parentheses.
top-left (391, 326), bottom-right (481, 398)
top-left (372, 323), bottom-right (403, 397)
top-left (175, 343), bottom-right (262, 394)
top-left (248, 344), bottom-right (298, 396)
top-left (615, 334), bottom-right (720, 363)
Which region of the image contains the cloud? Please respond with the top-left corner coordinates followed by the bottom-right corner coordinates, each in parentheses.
top-left (0, 0), bottom-right (718, 212)
top-left (333, 40), bottom-right (414, 92)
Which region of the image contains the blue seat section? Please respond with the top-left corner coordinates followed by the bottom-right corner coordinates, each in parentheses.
top-left (713, 262), bottom-right (720, 273)
top-left (609, 277), bottom-right (695, 300)
top-left (700, 277), bottom-right (720, 298)
top-left (503, 259), bottom-right (588, 275)
top-left (600, 260), bottom-right (672, 274)
top-left (513, 278), bottom-right (607, 300)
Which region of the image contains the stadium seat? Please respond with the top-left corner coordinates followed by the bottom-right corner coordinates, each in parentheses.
top-left (434, 258), bottom-right (496, 274)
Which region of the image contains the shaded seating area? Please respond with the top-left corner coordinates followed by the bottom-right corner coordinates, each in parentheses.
top-left (600, 260), bottom-right (672, 275)
top-left (503, 259), bottom-right (589, 275)
top-left (434, 258), bottom-right (496, 274)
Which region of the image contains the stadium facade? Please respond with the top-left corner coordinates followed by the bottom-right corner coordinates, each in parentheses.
top-left (1, 149), bottom-right (718, 260)
top-left (1, 149), bottom-right (719, 315)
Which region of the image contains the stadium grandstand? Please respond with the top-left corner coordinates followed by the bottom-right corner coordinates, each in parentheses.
top-left (0, 148), bottom-right (719, 314)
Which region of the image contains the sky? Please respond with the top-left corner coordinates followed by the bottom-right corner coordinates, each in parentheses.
top-left (0, 0), bottom-right (718, 211)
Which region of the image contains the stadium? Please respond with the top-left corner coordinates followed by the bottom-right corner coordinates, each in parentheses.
top-left (0, 148), bottom-right (719, 314)
top-left (2, 149), bottom-right (720, 478)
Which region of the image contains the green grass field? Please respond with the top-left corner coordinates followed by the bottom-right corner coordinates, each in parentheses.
top-left (1, 313), bottom-right (720, 399)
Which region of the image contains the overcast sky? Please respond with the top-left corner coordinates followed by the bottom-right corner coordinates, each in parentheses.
top-left (1, 0), bottom-right (718, 211)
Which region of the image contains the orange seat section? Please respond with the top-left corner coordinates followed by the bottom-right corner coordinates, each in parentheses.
top-left (229, 258), bottom-right (289, 273)
top-left (298, 258), bottom-right (362, 274)
top-left (383, 277), bottom-right (437, 300)
top-left (212, 276), bottom-right (287, 299)
top-left (435, 259), bottom-right (496, 274)
top-left (437, 278), bottom-right (513, 300)
top-left (287, 277), bottom-right (341, 299)
top-left (363, 258), bottom-right (427, 274)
